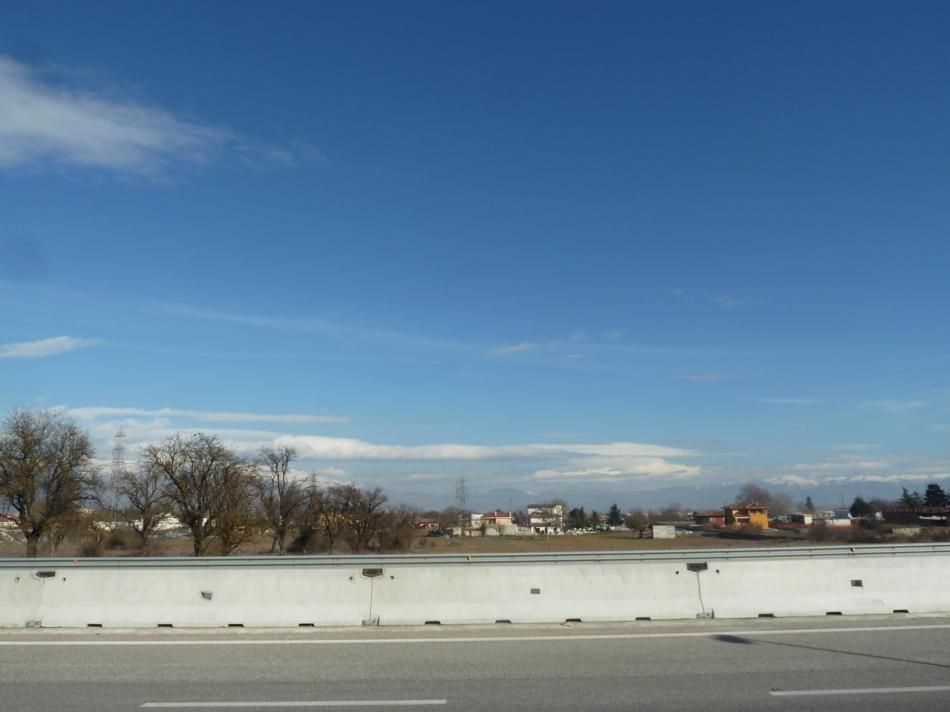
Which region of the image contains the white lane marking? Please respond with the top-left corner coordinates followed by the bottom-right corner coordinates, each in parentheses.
top-left (771, 685), bottom-right (950, 697)
top-left (1, 623), bottom-right (950, 646)
top-left (142, 701), bottom-right (446, 708)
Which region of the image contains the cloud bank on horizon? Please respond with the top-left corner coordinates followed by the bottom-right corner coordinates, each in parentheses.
top-left (50, 406), bottom-right (950, 504)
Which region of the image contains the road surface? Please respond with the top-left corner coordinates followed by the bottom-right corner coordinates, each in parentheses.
top-left (2, 615), bottom-right (950, 711)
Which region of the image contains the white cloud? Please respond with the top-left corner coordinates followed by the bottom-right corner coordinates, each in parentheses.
top-left (61, 404), bottom-right (703, 486)
top-left (529, 442), bottom-right (701, 482)
top-left (530, 442), bottom-right (699, 459)
top-left (0, 335), bottom-right (95, 359)
top-left (0, 55), bottom-right (298, 176)
top-left (765, 475), bottom-right (820, 487)
top-left (276, 435), bottom-right (543, 461)
top-left (533, 459), bottom-right (700, 482)
top-left (60, 406), bottom-right (347, 424)
top-left (286, 467), bottom-right (347, 486)
top-left (491, 342), bottom-right (535, 356)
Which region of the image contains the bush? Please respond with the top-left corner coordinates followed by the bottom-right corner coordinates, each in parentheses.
top-left (287, 527), bottom-right (322, 554)
top-left (104, 529), bottom-right (131, 551)
top-left (79, 537), bottom-right (102, 557)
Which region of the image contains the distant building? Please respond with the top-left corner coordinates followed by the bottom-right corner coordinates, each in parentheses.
top-left (415, 518), bottom-right (440, 531)
top-left (528, 503), bottom-right (564, 534)
top-left (479, 511), bottom-right (513, 527)
top-left (693, 511), bottom-right (726, 527)
top-left (724, 503), bottom-right (769, 529)
top-left (883, 508), bottom-right (950, 527)
top-left (813, 509), bottom-right (852, 528)
top-left (773, 513), bottom-right (813, 527)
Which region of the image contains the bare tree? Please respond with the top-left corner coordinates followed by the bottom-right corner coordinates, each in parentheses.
top-left (341, 485), bottom-right (387, 552)
top-left (290, 475), bottom-right (325, 553)
top-left (377, 505), bottom-right (419, 552)
top-left (0, 409), bottom-right (101, 557)
top-left (213, 458), bottom-right (255, 555)
top-left (116, 464), bottom-right (169, 554)
top-left (142, 433), bottom-right (252, 556)
top-left (438, 506), bottom-right (462, 531)
top-left (316, 485), bottom-right (349, 554)
top-left (254, 446), bottom-right (304, 555)
top-left (624, 509), bottom-right (651, 537)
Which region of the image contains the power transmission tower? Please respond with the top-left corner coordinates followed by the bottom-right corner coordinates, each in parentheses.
top-left (110, 430), bottom-right (126, 526)
top-left (456, 476), bottom-right (468, 535)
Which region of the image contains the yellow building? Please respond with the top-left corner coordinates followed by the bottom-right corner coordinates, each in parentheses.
top-left (724, 503), bottom-right (769, 529)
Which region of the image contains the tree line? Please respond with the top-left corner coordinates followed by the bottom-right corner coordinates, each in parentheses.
top-left (0, 409), bottom-right (415, 557)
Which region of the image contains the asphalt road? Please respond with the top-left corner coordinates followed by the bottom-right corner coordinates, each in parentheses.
top-left (2, 616), bottom-right (950, 711)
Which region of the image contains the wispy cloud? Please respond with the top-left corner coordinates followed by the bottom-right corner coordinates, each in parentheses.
top-left (792, 458), bottom-right (889, 472)
top-left (832, 443), bottom-right (879, 452)
top-left (0, 335), bottom-right (95, 359)
top-left (750, 397), bottom-right (825, 406)
top-left (711, 294), bottom-right (741, 308)
top-left (0, 55), bottom-right (305, 176)
top-left (489, 335), bottom-right (724, 360)
top-left (861, 399), bottom-right (930, 414)
top-left (60, 405), bottom-right (348, 424)
top-left (159, 303), bottom-right (470, 353)
top-left (491, 342), bottom-right (535, 356)
top-left (685, 373), bottom-right (728, 383)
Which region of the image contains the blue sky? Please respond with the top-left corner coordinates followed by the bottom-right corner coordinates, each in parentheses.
top-left (2, 1), bottom-right (949, 508)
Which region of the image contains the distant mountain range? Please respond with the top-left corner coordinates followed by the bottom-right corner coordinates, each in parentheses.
top-left (386, 477), bottom-right (950, 514)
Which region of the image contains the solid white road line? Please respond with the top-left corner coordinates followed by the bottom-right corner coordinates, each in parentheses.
top-left (771, 685), bottom-right (950, 697)
top-left (141, 702), bottom-right (446, 708)
top-left (2, 623), bottom-right (950, 646)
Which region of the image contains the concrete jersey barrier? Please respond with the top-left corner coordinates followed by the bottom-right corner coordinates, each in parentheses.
top-left (1, 543), bottom-right (949, 628)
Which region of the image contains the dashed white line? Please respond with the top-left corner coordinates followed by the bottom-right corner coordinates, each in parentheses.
top-left (141, 701), bottom-right (446, 708)
top-left (771, 685), bottom-right (950, 697)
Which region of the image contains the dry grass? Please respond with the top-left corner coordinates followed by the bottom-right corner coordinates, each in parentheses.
top-left (416, 531), bottom-right (803, 554)
top-left (0, 526), bottom-right (932, 558)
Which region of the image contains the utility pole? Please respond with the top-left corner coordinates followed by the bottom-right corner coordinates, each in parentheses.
top-left (456, 476), bottom-right (468, 536)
